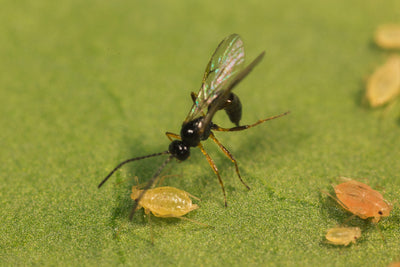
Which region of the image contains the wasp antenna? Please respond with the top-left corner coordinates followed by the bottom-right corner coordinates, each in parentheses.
top-left (129, 155), bottom-right (174, 220)
top-left (98, 151), bottom-right (170, 188)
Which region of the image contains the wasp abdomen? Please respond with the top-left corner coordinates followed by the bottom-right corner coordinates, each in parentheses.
top-left (224, 93), bottom-right (242, 126)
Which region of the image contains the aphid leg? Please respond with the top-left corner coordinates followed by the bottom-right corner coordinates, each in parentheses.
top-left (165, 132), bottom-right (181, 141)
top-left (389, 199), bottom-right (397, 209)
top-left (134, 176), bottom-right (143, 187)
top-left (209, 132), bottom-right (250, 190)
top-left (340, 214), bottom-right (356, 226)
top-left (324, 240), bottom-right (348, 246)
top-left (337, 176), bottom-right (371, 186)
top-left (375, 223), bottom-right (385, 242)
top-left (320, 190), bottom-right (352, 214)
top-left (197, 143), bottom-right (228, 207)
top-left (338, 176), bottom-right (353, 182)
top-left (361, 94), bottom-right (369, 108)
top-left (177, 216), bottom-right (213, 228)
top-left (324, 188), bottom-right (374, 226)
top-left (186, 192), bottom-right (201, 202)
top-left (114, 177), bottom-right (131, 186)
top-left (144, 209), bottom-right (155, 245)
top-left (367, 216), bottom-right (386, 241)
top-left (129, 176), bottom-right (146, 191)
top-left (211, 111), bottom-right (290, 132)
top-left (381, 97), bottom-right (399, 119)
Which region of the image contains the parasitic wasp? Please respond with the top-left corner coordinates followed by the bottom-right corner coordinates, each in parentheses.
top-left (98, 34), bottom-right (290, 220)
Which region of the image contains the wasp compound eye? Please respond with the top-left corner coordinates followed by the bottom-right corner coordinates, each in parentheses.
top-left (169, 140), bottom-right (190, 161)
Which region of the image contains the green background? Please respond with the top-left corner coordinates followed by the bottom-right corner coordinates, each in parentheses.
top-left (1, 0), bottom-right (399, 266)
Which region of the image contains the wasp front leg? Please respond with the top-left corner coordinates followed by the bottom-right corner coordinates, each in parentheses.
top-left (165, 132), bottom-right (181, 141)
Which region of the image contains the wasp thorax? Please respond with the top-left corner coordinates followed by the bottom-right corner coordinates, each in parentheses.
top-left (180, 117), bottom-right (203, 147)
top-left (169, 140), bottom-right (190, 161)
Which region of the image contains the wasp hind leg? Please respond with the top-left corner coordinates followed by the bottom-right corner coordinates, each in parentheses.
top-left (211, 111), bottom-right (290, 132)
top-left (209, 132), bottom-right (250, 190)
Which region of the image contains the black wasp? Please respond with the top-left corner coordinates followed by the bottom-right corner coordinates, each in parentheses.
top-left (98, 34), bottom-right (290, 219)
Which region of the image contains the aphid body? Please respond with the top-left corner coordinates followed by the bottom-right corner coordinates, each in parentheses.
top-left (332, 179), bottom-right (392, 223)
top-left (366, 55), bottom-right (400, 107)
top-left (131, 186), bottom-right (199, 218)
top-left (375, 24), bottom-right (400, 49)
top-left (325, 227), bottom-right (361, 246)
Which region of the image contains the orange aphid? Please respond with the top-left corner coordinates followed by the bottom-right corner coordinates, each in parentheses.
top-left (325, 178), bottom-right (392, 223)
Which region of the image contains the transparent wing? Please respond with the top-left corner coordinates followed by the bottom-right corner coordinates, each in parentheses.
top-left (201, 51), bottom-right (265, 131)
top-left (184, 34), bottom-right (245, 122)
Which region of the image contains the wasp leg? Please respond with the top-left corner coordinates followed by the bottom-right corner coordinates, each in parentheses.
top-left (197, 142), bottom-right (228, 207)
top-left (209, 132), bottom-right (250, 190)
top-left (211, 111), bottom-right (290, 132)
top-left (165, 132), bottom-right (181, 141)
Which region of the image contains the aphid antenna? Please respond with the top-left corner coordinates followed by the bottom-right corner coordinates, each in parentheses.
top-left (336, 176), bottom-right (370, 184)
top-left (389, 199), bottom-right (398, 209)
top-left (340, 214), bottom-right (357, 226)
top-left (337, 176), bottom-right (353, 182)
top-left (147, 212), bottom-right (155, 245)
top-left (376, 223), bottom-right (385, 242)
top-left (98, 151), bottom-right (170, 188)
top-left (129, 155), bottom-right (174, 220)
top-left (156, 173), bottom-right (181, 187)
top-left (120, 168), bottom-right (177, 188)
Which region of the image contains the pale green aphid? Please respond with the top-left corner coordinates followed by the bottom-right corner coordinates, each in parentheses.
top-left (131, 184), bottom-right (209, 243)
top-left (131, 186), bottom-right (200, 219)
top-left (366, 55), bottom-right (400, 107)
top-left (375, 24), bottom-right (400, 49)
top-left (325, 227), bottom-right (361, 246)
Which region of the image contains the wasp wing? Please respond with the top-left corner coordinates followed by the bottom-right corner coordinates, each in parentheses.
top-left (184, 34), bottom-right (245, 123)
top-left (201, 51), bottom-right (265, 132)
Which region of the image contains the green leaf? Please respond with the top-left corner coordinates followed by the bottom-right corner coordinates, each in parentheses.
top-left (1, 0), bottom-right (399, 266)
